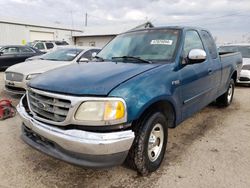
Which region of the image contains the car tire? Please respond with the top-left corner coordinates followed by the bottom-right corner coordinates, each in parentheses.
top-left (216, 78), bottom-right (235, 107)
top-left (126, 112), bottom-right (168, 176)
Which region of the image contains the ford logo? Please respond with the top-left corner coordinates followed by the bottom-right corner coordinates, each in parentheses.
top-left (37, 102), bottom-right (47, 109)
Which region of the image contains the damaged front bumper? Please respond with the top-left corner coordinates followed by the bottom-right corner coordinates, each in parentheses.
top-left (17, 96), bottom-right (135, 168)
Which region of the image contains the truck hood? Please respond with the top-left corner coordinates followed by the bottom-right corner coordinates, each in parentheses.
top-left (29, 61), bottom-right (161, 96)
top-left (6, 60), bottom-right (72, 76)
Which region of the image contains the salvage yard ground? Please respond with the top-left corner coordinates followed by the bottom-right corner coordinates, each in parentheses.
top-left (0, 71), bottom-right (250, 188)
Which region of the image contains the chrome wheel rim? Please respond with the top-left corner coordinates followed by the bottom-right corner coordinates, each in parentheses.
top-left (227, 84), bottom-right (233, 103)
top-left (148, 123), bottom-right (164, 162)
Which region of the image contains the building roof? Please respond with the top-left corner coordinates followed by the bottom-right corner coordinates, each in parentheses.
top-left (0, 17), bottom-right (82, 32)
top-left (73, 22), bottom-right (153, 37)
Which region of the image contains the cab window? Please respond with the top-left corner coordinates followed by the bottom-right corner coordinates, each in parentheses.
top-left (45, 43), bottom-right (54, 49)
top-left (35, 43), bottom-right (45, 50)
top-left (183, 30), bottom-right (204, 57)
top-left (201, 31), bottom-right (218, 59)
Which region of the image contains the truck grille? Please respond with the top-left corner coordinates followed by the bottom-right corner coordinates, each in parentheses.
top-left (28, 89), bottom-right (71, 122)
top-left (5, 72), bottom-right (24, 82)
top-left (239, 77), bottom-right (250, 81)
top-left (242, 65), bottom-right (250, 70)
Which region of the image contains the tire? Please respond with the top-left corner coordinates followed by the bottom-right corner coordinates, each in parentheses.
top-left (126, 112), bottom-right (168, 176)
top-left (216, 78), bottom-right (235, 107)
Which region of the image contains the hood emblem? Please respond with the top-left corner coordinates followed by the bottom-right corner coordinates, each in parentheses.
top-left (37, 102), bottom-right (47, 110)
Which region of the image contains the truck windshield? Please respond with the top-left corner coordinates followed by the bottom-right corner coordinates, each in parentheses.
top-left (42, 48), bottom-right (82, 61)
top-left (97, 29), bottom-right (180, 62)
top-left (219, 46), bottom-right (250, 58)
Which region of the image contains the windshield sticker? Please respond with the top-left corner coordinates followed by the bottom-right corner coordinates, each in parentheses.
top-left (151, 40), bottom-right (173, 45)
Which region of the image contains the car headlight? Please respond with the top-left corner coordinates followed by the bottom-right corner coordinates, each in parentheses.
top-left (26, 73), bottom-right (41, 80)
top-left (75, 99), bottom-right (126, 124)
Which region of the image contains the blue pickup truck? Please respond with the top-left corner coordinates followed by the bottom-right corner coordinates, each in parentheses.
top-left (17, 26), bottom-right (242, 175)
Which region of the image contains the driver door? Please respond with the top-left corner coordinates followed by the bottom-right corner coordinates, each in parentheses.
top-left (179, 30), bottom-right (212, 120)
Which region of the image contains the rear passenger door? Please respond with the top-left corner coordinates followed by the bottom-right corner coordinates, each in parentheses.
top-left (179, 30), bottom-right (213, 119)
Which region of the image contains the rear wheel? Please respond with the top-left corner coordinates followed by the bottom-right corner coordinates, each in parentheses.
top-left (216, 78), bottom-right (235, 107)
top-left (126, 112), bottom-right (168, 176)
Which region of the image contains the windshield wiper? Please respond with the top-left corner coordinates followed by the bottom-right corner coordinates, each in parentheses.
top-left (112, 56), bottom-right (152, 64)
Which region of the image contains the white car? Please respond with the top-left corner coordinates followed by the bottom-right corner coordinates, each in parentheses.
top-left (27, 40), bottom-right (69, 53)
top-left (219, 44), bottom-right (250, 85)
top-left (4, 46), bottom-right (101, 94)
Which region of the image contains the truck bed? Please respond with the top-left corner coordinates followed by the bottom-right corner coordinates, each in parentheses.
top-left (219, 51), bottom-right (242, 93)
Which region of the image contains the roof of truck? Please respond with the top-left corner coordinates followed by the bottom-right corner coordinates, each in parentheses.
top-left (123, 26), bottom-right (208, 34)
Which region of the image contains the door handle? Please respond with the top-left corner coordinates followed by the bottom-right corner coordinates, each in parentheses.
top-left (208, 69), bottom-right (213, 75)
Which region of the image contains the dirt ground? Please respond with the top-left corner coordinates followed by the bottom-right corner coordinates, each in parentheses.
top-left (0, 72), bottom-right (250, 188)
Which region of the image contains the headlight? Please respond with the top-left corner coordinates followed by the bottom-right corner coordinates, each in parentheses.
top-left (26, 73), bottom-right (40, 80)
top-left (75, 99), bottom-right (126, 124)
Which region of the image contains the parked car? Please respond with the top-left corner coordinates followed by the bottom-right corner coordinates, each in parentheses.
top-left (0, 45), bottom-right (43, 69)
top-left (17, 26), bottom-right (242, 175)
top-left (219, 44), bottom-right (250, 85)
top-left (27, 40), bottom-right (69, 53)
top-left (4, 46), bottom-right (101, 94)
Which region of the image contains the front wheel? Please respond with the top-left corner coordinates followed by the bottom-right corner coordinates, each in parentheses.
top-left (126, 112), bottom-right (168, 175)
top-left (216, 78), bottom-right (235, 107)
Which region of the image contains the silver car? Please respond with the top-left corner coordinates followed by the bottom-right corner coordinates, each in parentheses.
top-left (4, 46), bottom-right (101, 94)
top-left (219, 44), bottom-right (250, 85)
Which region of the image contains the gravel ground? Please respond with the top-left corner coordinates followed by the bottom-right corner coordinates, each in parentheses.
top-left (0, 72), bottom-right (250, 188)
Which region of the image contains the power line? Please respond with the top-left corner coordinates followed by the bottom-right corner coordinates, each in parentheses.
top-left (163, 10), bottom-right (250, 25)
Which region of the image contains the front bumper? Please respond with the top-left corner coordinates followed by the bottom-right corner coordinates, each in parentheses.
top-left (4, 79), bottom-right (27, 94)
top-left (17, 99), bottom-right (135, 168)
top-left (237, 70), bottom-right (250, 84)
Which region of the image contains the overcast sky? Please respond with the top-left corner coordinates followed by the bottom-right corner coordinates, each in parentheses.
top-left (0, 0), bottom-right (250, 43)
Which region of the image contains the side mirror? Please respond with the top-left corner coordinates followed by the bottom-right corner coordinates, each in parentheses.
top-left (92, 52), bottom-right (97, 58)
top-left (79, 57), bottom-right (89, 62)
top-left (185, 49), bottom-right (206, 64)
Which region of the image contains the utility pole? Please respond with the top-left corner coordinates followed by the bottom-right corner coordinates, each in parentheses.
top-left (85, 12), bottom-right (88, 27)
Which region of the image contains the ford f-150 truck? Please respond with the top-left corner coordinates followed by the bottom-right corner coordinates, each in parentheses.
top-left (17, 26), bottom-right (242, 175)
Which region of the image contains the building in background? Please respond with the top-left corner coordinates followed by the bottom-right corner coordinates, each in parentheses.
top-left (0, 18), bottom-right (82, 45)
top-left (73, 22), bottom-right (153, 48)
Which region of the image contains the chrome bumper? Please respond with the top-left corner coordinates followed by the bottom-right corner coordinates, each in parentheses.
top-left (4, 80), bottom-right (27, 95)
top-left (17, 98), bottom-right (135, 167)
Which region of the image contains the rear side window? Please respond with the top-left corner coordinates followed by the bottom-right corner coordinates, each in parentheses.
top-left (1, 47), bottom-right (19, 54)
top-left (45, 43), bottom-right (54, 49)
top-left (183, 30), bottom-right (204, 57)
top-left (201, 31), bottom-right (218, 59)
top-left (20, 47), bottom-right (35, 53)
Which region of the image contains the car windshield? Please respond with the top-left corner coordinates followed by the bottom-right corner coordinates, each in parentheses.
top-left (97, 29), bottom-right (180, 62)
top-left (42, 48), bottom-right (82, 61)
top-left (219, 46), bottom-right (250, 58)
